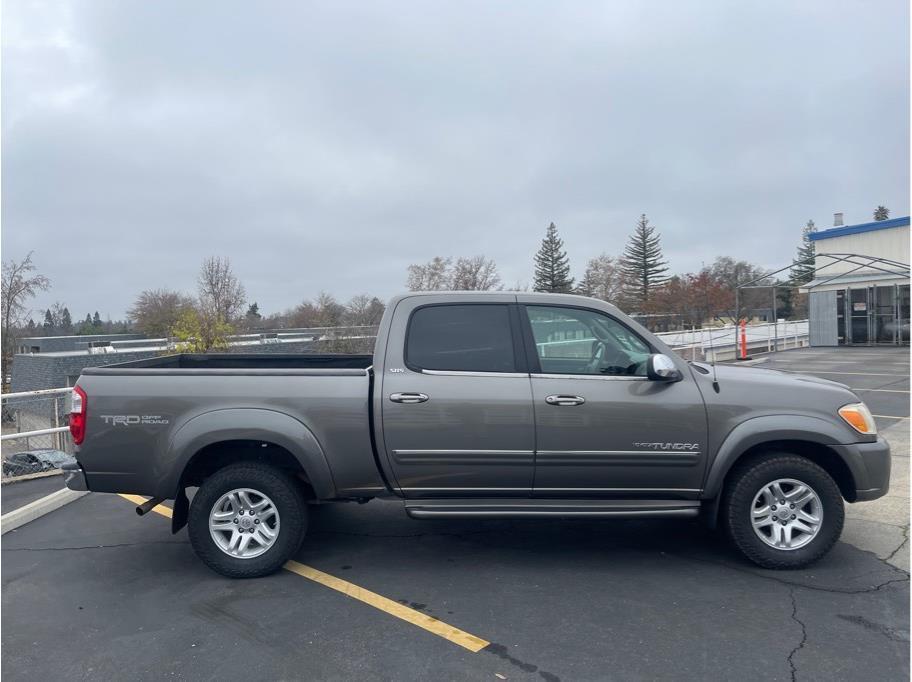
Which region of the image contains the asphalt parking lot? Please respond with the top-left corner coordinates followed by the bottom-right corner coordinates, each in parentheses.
top-left (2, 346), bottom-right (909, 681)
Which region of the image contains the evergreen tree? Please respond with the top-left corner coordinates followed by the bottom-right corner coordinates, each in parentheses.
top-left (873, 205), bottom-right (890, 221)
top-left (92, 311), bottom-right (102, 328)
top-left (43, 309), bottom-right (54, 331)
top-left (791, 219), bottom-right (817, 285)
top-left (61, 307), bottom-right (72, 332)
top-left (620, 214), bottom-right (669, 309)
top-left (533, 222), bottom-right (574, 293)
top-left (246, 302), bottom-right (261, 321)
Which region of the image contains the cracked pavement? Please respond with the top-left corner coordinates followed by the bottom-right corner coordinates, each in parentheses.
top-left (2, 487), bottom-right (908, 681)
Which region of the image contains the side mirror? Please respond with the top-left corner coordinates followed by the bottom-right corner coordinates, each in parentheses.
top-left (647, 354), bottom-right (682, 382)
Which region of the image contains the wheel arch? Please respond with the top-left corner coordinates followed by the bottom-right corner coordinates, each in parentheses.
top-left (161, 409), bottom-right (336, 532)
top-left (702, 415), bottom-right (862, 512)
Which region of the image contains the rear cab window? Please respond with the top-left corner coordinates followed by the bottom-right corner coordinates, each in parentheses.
top-left (405, 304), bottom-right (518, 373)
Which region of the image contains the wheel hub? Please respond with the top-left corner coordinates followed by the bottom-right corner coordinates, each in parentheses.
top-left (208, 488), bottom-right (281, 559)
top-left (750, 478), bottom-right (822, 551)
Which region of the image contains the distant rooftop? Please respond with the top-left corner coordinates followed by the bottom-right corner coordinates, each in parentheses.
top-left (18, 333), bottom-right (143, 343)
top-left (809, 216), bottom-right (910, 241)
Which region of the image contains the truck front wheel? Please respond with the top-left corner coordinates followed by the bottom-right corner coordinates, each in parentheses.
top-left (188, 462), bottom-right (308, 578)
top-left (724, 453), bottom-right (844, 569)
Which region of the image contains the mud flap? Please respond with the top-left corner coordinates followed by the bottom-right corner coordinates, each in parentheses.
top-left (171, 487), bottom-right (189, 534)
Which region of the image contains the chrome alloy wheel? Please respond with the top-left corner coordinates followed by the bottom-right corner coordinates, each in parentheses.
top-left (209, 488), bottom-right (281, 559)
top-left (751, 478), bottom-right (823, 551)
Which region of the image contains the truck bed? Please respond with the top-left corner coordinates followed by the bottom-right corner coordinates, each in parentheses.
top-left (81, 353), bottom-right (373, 374)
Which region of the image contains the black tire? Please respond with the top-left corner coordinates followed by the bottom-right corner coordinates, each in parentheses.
top-left (724, 453), bottom-right (844, 569)
top-left (188, 462), bottom-right (308, 578)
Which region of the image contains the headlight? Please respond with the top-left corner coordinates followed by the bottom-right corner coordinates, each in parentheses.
top-left (838, 402), bottom-right (877, 435)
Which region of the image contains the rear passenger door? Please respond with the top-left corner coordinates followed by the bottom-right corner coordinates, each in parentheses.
top-left (380, 296), bottom-right (535, 498)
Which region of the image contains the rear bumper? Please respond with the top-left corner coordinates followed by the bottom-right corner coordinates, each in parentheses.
top-left (61, 461), bottom-right (88, 492)
top-left (834, 437), bottom-right (891, 502)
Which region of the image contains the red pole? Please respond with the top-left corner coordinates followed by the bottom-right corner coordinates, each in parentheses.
top-left (739, 320), bottom-right (748, 360)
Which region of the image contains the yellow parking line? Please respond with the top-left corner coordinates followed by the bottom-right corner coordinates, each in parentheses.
top-left (284, 560), bottom-right (489, 652)
top-left (118, 494), bottom-right (489, 653)
top-left (118, 494), bottom-right (173, 518)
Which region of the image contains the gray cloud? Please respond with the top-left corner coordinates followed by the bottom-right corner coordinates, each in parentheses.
top-left (2, 0), bottom-right (909, 319)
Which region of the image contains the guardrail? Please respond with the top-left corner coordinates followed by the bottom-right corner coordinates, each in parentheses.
top-left (1, 387), bottom-right (72, 478)
top-left (657, 320), bottom-right (809, 361)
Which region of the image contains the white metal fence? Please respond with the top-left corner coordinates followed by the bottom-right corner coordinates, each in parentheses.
top-left (1, 387), bottom-right (72, 479)
top-left (656, 320), bottom-right (809, 361)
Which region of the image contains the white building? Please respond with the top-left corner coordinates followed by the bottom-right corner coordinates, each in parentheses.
top-left (803, 214), bottom-right (909, 346)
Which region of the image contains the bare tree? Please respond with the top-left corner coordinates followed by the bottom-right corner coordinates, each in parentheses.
top-left (1, 252), bottom-right (50, 384)
top-left (406, 256), bottom-right (452, 291)
top-left (312, 292), bottom-right (344, 327)
top-left (128, 289), bottom-right (195, 337)
top-left (451, 256), bottom-right (502, 291)
top-left (577, 254), bottom-right (623, 302)
top-left (345, 295), bottom-right (385, 326)
top-left (197, 256), bottom-right (247, 323)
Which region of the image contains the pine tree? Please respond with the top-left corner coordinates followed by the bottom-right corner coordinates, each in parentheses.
top-left (791, 219), bottom-right (817, 285)
top-left (874, 205), bottom-right (890, 221)
top-left (92, 311), bottom-right (102, 328)
top-left (533, 222), bottom-right (574, 293)
top-left (620, 214), bottom-right (669, 309)
top-left (61, 307), bottom-right (72, 332)
top-left (43, 309), bottom-right (53, 331)
top-left (246, 302), bottom-right (261, 320)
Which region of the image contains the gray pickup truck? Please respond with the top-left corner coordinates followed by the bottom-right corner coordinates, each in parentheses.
top-left (64, 292), bottom-right (890, 578)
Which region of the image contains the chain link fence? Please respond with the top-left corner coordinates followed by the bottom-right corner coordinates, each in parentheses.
top-left (1, 388), bottom-right (72, 480)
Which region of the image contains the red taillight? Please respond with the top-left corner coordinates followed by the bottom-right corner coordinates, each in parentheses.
top-left (69, 385), bottom-right (87, 445)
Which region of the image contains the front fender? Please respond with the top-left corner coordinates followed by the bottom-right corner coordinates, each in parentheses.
top-left (702, 414), bottom-right (864, 499)
top-left (158, 408), bottom-right (336, 499)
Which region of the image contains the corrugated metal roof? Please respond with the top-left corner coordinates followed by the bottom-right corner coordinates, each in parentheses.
top-left (809, 216), bottom-right (910, 241)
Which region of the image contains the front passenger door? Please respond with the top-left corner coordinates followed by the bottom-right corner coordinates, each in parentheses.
top-left (522, 304), bottom-right (707, 498)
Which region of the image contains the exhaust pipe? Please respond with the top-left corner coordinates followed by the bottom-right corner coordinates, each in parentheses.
top-left (135, 497), bottom-right (165, 516)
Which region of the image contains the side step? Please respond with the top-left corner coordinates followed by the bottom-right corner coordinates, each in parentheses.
top-left (404, 498), bottom-right (701, 519)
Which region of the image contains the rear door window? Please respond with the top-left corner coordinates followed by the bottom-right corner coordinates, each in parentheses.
top-left (406, 304), bottom-right (517, 372)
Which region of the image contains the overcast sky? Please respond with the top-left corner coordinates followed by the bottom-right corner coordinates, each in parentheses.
top-left (3, 1), bottom-right (909, 321)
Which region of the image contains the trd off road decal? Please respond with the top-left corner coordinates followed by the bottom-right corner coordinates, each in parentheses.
top-left (100, 415), bottom-right (170, 426)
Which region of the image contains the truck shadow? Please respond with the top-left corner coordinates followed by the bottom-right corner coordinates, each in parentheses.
top-left (300, 499), bottom-right (905, 595)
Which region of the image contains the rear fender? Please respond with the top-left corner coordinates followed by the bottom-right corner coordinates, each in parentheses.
top-left (160, 408), bottom-right (336, 500)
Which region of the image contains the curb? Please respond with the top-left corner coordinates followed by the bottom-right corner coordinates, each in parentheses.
top-left (1, 488), bottom-right (89, 535)
top-left (1, 469), bottom-right (64, 485)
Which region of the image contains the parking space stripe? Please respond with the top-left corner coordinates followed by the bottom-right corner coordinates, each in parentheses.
top-left (284, 560), bottom-right (490, 652)
top-left (852, 388), bottom-right (910, 393)
top-left (118, 494), bottom-right (173, 517)
top-left (117, 494), bottom-right (490, 653)
top-left (775, 370), bottom-right (907, 377)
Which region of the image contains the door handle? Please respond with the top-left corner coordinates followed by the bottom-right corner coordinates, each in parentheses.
top-left (389, 392), bottom-right (429, 404)
top-left (545, 394), bottom-right (586, 406)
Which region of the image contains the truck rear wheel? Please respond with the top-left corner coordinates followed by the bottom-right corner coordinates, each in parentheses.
top-left (188, 462), bottom-right (308, 578)
top-left (724, 453), bottom-right (844, 569)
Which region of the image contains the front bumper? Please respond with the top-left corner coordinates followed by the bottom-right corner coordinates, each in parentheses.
top-left (833, 436), bottom-right (891, 502)
top-left (61, 461), bottom-right (88, 492)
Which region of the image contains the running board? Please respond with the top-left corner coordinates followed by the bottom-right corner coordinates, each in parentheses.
top-left (404, 498), bottom-right (701, 519)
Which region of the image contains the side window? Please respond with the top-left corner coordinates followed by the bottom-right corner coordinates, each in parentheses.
top-left (525, 306), bottom-right (651, 376)
top-left (406, 304), bottom-right (517, 373)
